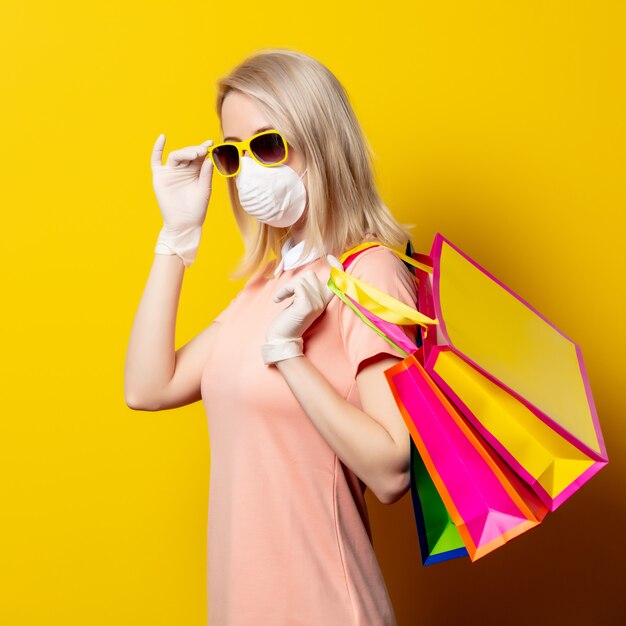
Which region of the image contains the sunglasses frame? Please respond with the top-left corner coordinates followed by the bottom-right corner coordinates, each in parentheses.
top-left (206, 129), bottom-right (289, 178)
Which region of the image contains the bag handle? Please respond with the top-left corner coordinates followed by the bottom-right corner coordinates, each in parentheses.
top-left (338, 241), bottom-right (434, 274)
top-left (328, 241), bottom-right (439, 332)
top-left (331, 285), bottom-right (418, 358)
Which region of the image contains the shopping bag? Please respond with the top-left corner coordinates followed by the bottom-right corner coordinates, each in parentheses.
top-left (328, 235), bottom-right (608, 511)
top-left (420, 235), bottom-right (607, 510)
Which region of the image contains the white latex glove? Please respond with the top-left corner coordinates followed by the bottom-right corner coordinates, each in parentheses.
top-left (150, 134), bottom-right (215, 268)
top-left (261, 256), bottom-right (342, 365)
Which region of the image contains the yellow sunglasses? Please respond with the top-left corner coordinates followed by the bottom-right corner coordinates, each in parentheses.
top-left (206, 129), bottom-right (289, 178)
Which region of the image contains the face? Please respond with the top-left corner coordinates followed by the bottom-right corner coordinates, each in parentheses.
top-left (220, 90), bottom-right (306, 176)
top-left (220, 90), bottom-right (308, 235)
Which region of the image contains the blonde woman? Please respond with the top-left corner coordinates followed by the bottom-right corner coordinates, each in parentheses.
top-left (125, 49), bottom-right (419, 626)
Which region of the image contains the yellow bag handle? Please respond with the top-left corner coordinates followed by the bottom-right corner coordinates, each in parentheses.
top-left (328, 241), bottom-right (439, 330)
top-left (337, 241), bottom-right (435, 274)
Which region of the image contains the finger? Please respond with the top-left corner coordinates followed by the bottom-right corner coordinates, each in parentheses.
top-left (292, 280), bottom-right (308, 301)
top-left (326, 254), bottom-right (343, 270)
top-left (198, 140), bottom-right (215, 189)
top-left (273, 283), bottom-right (296, 302)
top-left (274, 278), bottom-right (310, 304)
top-left (321, 282), bottom-right (335, 305)
top-left (167, 145), bottom-right (211, 167)
top-left (311, 273), bottom-right (335, 307)
top-left (151, 133), bottom-right (166, 168)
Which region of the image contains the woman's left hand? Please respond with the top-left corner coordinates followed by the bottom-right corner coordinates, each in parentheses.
top-left (261, 255), bottom-right (342, 365)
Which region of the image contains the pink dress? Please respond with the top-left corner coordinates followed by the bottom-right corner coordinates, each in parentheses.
top-left (201, 244), bottom-right (418, 625)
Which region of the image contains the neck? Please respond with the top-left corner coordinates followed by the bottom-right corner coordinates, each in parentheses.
top-left (286, 220), bottom-right (306, 246)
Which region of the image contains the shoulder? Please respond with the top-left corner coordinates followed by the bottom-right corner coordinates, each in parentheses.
top-left (346, 244), bottom-right (403, 270)
top-left (345, 244), bottom-right (417, 296)
top-left (240, 258), bottom-right (278, 290)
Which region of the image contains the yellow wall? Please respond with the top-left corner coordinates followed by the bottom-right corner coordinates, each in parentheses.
top-left (1, 1), bottom-right (624, 624)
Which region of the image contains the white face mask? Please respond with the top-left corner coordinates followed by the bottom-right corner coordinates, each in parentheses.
top-left (235, 155), bottom-right (308, 228)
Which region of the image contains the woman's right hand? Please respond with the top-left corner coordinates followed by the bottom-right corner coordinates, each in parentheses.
top-left (151, 134), bottom-right (215, 267)
top-left (151, 134), bottom-right (215, 230)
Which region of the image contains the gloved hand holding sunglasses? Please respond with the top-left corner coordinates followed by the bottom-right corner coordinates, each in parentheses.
top-left (151, 134), bottom-right (215, 268)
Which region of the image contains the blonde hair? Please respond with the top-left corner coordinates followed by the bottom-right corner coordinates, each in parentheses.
top-left (215, 48), bottom-right (415, 281)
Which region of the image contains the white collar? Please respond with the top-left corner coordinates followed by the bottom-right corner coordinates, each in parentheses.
top-left (273, 236), bottom-right (322, 277)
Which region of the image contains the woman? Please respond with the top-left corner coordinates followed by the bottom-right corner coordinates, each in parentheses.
top-left (125, 48), bottom-right (419, 626)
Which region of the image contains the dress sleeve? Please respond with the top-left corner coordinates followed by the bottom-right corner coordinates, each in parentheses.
top-left (338, 245), bottom-right (419, 379)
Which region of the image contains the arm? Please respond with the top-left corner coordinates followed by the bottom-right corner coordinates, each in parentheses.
top-left (265, 246), bottom-right (416, 502)
top-left (124, 253), bottom-right (222, 411)
top-left (275, 352), bottom-right (410, 505)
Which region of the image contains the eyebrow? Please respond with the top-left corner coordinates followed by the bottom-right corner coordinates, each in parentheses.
top-left (223, 126), bottom-right (275, 142)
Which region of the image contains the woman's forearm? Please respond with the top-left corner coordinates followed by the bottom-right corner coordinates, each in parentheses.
top-left (275, 354), bottom-right (409, 504)
top-left (124, 253), bottom-right (185, 406)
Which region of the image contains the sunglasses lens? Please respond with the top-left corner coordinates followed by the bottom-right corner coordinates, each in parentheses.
top-left (212, 144), bottom-right (239, 175)
top-left (250, 132), bottom-right (286, 164)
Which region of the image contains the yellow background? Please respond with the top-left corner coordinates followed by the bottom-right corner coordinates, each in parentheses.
top-left (1, 1), bottom-right (624, 624)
